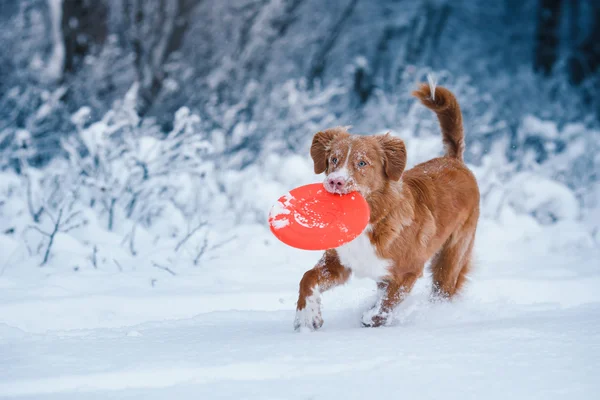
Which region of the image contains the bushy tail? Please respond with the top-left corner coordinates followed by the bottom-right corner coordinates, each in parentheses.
top-left (412, 82), bottom-right (465, 161)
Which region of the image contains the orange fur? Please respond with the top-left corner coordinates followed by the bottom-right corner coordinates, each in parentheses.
top-left (295, 83), bottom-right (480, 330)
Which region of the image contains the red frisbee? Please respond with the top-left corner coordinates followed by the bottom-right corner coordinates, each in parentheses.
top-left (268, 183), bottom-right (370, 251)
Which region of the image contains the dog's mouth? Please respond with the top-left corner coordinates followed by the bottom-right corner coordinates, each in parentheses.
top-left (323, 180), bottom-right (365, 196)
top-left (324, 187), bottom-right (346, 195)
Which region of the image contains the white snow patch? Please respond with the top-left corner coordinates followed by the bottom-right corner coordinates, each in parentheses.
top-left (506, 172), bottom-right (579, 223)
top-left (70, 107), bottom-right (92, 128)
top-left (521, 115), bottom-right (560, 139)
top-left (271, 218), bottom-right (289, 229)
top-left (269, 198), bottom-right (292, 219)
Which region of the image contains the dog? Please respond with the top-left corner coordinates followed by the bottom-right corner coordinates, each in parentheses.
top-left (294, 82), bottom-right (480, 330)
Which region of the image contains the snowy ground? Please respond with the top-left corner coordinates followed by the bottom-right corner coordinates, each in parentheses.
top-left (1, 213), bottom-right (599, 399)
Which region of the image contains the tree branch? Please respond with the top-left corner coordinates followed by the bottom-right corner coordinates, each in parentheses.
top-left (193, 237), bottom-right (209, 266)
top-left (41, 207), bottom-right (63, 266)
top-left (174, 221), bottom-right (207, 252)
top-left (25, 225), bottom-right (51, 237)
top-left (152, 261), bottom-right (176, 276)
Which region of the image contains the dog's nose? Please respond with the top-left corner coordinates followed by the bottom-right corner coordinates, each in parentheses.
top-left (328, 177), bottom-right (346, 188)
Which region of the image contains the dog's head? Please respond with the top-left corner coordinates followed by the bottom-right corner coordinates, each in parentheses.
top-left (310, 127), bottom-right (406, 196)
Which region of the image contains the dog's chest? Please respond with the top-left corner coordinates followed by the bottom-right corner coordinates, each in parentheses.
top-left (336, 226), bottom-right (391, 280)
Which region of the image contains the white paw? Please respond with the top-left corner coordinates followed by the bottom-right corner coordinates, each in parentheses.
top-left (361, 290), bottom-right (390, 327)
top-left (294, 290), bottom-right (323, 331)
top-left (361, 307), bottom-right (390, 327)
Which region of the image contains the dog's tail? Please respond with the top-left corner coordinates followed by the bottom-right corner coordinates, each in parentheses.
top-left (412, 81), bottom-right (465, 161)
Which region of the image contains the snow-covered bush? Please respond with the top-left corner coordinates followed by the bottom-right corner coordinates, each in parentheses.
top-left (1, 72), bottom-right (599, 275)
top-left (509, 116), bottom-right (600, 236)
top-left (61, 86), bottom-right (212, 231)
top-left (0, 89), bottom-right (229, 271)
top-left (202, 77), bottom-right (346, 169)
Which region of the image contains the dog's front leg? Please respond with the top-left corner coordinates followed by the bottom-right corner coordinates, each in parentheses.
top-left (362, 271), bottom-right (419, 327)
top-left (294, 250), bottom-right (350, 331)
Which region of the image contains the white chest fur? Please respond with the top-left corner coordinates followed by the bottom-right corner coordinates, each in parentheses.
top-left (336, 225), bottom-right (391, 280)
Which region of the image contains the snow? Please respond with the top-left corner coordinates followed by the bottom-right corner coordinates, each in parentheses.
top-left (293, 210), bottom-right (316, 228)
top-left (271, 218), bottom-right (289, 229)
top-left (521, 115), bottom-right (560, 140)
top-left (268, 195), bottom-right (293, 229)
top-left (70, 107), bottom-right (92, 128)
top-left (269, 201), bottom-right (291, 218)
top-left (506, 172), bottom-right (580, 223)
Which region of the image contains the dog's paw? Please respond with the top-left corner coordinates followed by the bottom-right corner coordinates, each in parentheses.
top-left (361, 307), bottom-right (389, 328)
top-left (294, 292), bottom-right (323, 332)
top-left (429, 285), bottom-right (451, 303)
top-left (294, 309), bottom-right (324, 332)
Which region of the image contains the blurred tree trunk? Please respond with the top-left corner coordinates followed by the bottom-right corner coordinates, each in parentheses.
top-left (568, 2), bottom-right (600, 84)
top-left (128, 0), bottom-right (198, 116)
top-left (371, 2), bottom-right (450, 94)
top-left (534, 0), bottom-right (563, 75)
top-left (61, 0), bottom-right (108, 74)
top-left (307, 0), bottom-right (359, 86)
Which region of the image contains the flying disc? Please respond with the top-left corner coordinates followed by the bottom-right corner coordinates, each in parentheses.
top-left (268, 183), bottom-right (370, 251)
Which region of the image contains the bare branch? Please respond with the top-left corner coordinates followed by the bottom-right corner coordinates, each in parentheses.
top-left (107, 197), bottom-right (117, 231)
top-left (113, 258), bottom-right (123, 272)
top-left (61, 222), bottom-right (86, 233)
top-left (41, 207), bottom-right (63, 266)
top-left (151, 262), bottom-right (176, 276)
top-left (61, 210), bottom-right (83, 228)
top-left (209, 235), bottom-right (238, 252)
top-left (193, 237), bottom-right (209, 266)
top-left (25, 225), bottom-right (51, 237)
top-left (91, 245), bottom-right (98, 269)
top-left (129, 224), bottom-right (137, 256)
top-left (24, 173), bottom-right (44, 223)
top-left (174, 221), bottom-right (207, 252)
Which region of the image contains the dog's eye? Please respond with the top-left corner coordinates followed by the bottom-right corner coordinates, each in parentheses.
top-left (357, 160), bottom-right (367, 167)
top-left (331, 157), bottom-right (338, 165)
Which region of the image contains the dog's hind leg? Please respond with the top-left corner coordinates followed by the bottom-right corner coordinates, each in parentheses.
top-left (452, 231), bottom-right (476, 296)
top-left (430, 210), bottom-right (478, 299)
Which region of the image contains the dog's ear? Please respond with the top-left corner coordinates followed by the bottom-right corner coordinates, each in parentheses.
top-left (310, 128), bottom-right (347, 174)
top-left (378, 134), bottom-right (406, 181)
